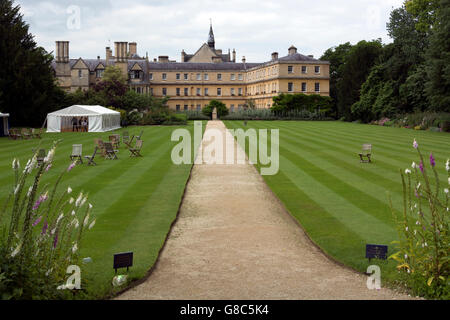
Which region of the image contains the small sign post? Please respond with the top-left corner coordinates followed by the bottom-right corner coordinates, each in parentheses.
top-left (113, 252), bottom-right (133, 274)
top-left (365, 244), bottom-right (388, 262)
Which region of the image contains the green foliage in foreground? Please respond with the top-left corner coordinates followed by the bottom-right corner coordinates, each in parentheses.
top-left (271, 93), bottom-right (332, 115)
top-left (389, 142), bottom-right (449, 299)
top-left (0, 123), bottom-right (203, 299)
top-left (224, 120), bottom-right (450, 299)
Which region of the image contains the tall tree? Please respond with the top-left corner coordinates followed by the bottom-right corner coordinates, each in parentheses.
top-left (320, 42), bottom-right (353, 118)
top-left (0, 0), bottom-right (63, 126)
top-left (424, 0), bottom-right (450, 111)
top-left (405, 0), bottom-right (440, 33)
top-left (336, 40), bottom-right (383, 120)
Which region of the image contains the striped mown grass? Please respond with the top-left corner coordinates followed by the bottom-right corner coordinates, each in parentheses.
top-left (224, 120), bottom-right (450, 287)
top-left (0, 122), bottom-right (204, 299)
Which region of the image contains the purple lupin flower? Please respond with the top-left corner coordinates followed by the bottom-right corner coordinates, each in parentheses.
top-left (419, 161), bottom-right (424, 173)
top-left (413, 139), bottom-right (418, 149)
top-left (429, 153), bottom-right (435, 167)
top-left (41, 221), bottom-right (48, 235)
top-left (32, 216), bottom-right (42, 227)
top-left (45, 163), bottom-right (52, 172)
top-left (415, 190), bottom-right (419, 198)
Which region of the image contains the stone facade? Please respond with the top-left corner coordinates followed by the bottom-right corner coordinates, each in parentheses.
top-left (52, 25), bottom-right (330, 111)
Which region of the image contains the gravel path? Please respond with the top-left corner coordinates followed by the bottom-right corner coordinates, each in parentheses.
top-left (117, 121), bottom-right (411, 300)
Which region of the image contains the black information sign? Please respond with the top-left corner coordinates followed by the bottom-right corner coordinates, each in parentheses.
top-left (365, 244), bottom-right (388, 261)
top-left (113, 252), bottom-right (133, 273)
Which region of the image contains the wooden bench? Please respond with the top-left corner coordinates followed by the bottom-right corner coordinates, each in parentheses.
top-left (359, 144), bottom-right (372, 163)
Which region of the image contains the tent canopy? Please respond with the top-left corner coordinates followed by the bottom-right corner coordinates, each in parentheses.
top-left (47, 105), bottom-right (121, 133)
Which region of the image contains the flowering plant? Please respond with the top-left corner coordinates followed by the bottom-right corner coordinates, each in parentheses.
top-left (0, 142), bottom-right (95, 299)
top-left (389, 139), bottom-right (449, 299)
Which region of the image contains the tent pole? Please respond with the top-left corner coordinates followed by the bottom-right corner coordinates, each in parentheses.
top-left (41, 117), bottom-right (47, 129)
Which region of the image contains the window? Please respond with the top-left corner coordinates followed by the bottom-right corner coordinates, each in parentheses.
top-left (288, 82), bottom-right (293, 92)
top-left (184, 73), bottom-right (188, 80)
top-left (230, 104), bottom-right (235, 112)
top-left (196, 88), bottom-right (201, 96)
top-left (136, 87), bottom-right (141, 94)
top-left (130, 70), bottom-right (140, 79)
top-left (231, 88), bottom-right (235, 96)
top-left (301, 66), bottom-right (307, 74)
top-left (176, 73), bottom-right (181, 80)
top-left (302, 82), bottom-right (307, 92)
top-left (176, 105), bottom-right (180, 111)
top-left (288, 66), bottom-right (293, 74)
top-left (315, 82), bottom-right (320, 92)
top-left (78, 70), bottom-right (82, 78)
top-left (204, 88), bottom-right (209, 96)
top-left (315, 66), bottom-right (320, 74)
top-left (149, 73), bottom-right (153, 80)
top-left (162, 88), bottom-right (167, 95)
top-left (184, 88), bottom-right (188, 96)
top-left (176, 88), bottom-right (180, 96)
top-left (150, 88), bottom-right (154, 95)
top-left (184, 105), bottom-right (188, 111)
top-left (96, 69), bottom-right (104, 78)
top-left (230, 74), bottom-right (235, 80)
top-left (238, 74), bottom-right (243, 81)
top-left (238, 105), bottom-right (243, 111)
top-left (196, 73), bottom-right (201, 80)
top-left (162, 73), bottom-right (167, 80)
top-left (217, 88), bottom-right (222, 96)
top-left (238, 88), bottom-right (243, 96)
top-left (217, 73), bottom-right (222, 80)
top-left (204, 73), bottom-right (209, 80)
top-left (196, 104), bottom-right (201, 111)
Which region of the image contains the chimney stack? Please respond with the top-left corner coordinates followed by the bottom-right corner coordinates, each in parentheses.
top-left (55, 41), bottom-right (69, 63)
top-left (308, 54), bottom-right (314, 58)
top-left (129, 42), bottom-right (137, 56)
top-left (288, 45), bottom-right (297, 56)
top-left (158, 56), bottom-right (169, 63)
top-left (181, 50), bottom-right (186, 62)
top-left (114, 42), bottom-right (128, 62)
top-left (271, 52), bottom-right (278, 61)
top-left (105, 47), bottom-right (112, 64)
top-left (232, 49), bottom-right (236, 63)
top-left (242, 56), bottom-right (246, 63)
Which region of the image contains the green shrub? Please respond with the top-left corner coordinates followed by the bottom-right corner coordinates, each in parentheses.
top-left (202, 100), bottom-right (229, 118)
top-left (185, 111), bottom-right (210, 120)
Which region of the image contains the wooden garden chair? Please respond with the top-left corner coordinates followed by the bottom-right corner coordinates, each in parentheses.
top-left (129, 140), bottom-right (143, 157)
top-left (70, 144), bottom-right (83, 164)
top-left (104, 142), bottom-right (118, 160)
top-left (84, 147), bottom-right (98, 166)
top-left (359, 144), bottom-right (372, 163)
top-left (94, 139), bottom-right (106, 157)
top-left (9, 128), bottom-right (19, 140)
top-left (124, 135), bottom-right (135, 149)
top-left (122, 131), bottom-right (130, 145)
top-left (109, 135), bottom-right (120, 149)
top-left (32, 128), bottom-right (43, 139)
top-left (21, 128), bottom-right (31, 139)
top-left (136, 130), bottom-right (144, 140)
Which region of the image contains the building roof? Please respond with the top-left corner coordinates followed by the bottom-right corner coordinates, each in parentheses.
top-left (147, 62), bottom-right (262, 71)
top-left (48, 105), bottom-right (119, 116)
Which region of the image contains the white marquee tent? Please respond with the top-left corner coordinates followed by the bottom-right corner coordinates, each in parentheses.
top-left (47, 105), bottom-right (121, 133)
top-left (0, 112), bottom-right (9, 137)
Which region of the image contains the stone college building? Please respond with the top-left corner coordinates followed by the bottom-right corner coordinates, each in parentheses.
top-left (53, 25), bottom-right (330, 111)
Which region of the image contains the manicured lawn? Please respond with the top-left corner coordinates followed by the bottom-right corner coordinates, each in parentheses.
top-left (0, 122), bottom-right (204, 299)
top-left (224, 120), bottom-right (450, 287)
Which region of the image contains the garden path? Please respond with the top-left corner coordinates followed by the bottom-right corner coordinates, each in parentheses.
top-left (117, 121), bottom-right (411, 300)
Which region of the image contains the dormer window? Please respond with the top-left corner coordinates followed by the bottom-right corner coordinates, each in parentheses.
top-left (96, 69), bottom-right (104, 78)
top-left (130, 70), bottom-right (141, 79)
top-left (78, 70), bottom-right (82, 78)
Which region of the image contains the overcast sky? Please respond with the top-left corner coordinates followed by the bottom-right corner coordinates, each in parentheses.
top-left (16, 0), bottom-right (404, 63)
